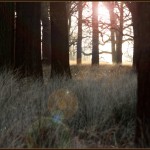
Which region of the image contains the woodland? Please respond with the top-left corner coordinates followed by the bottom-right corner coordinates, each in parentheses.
top-left (0, 1), bottom-right (150, 148)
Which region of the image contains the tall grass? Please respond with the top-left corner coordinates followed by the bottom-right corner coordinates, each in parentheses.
top-left (0, 65), bottom-right (137, 148)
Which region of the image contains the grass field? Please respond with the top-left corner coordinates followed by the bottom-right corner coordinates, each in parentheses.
top-left (0, 64), bottom-right (137, 148)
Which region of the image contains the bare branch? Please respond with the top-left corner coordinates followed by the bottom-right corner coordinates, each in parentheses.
top-left (82, 51), bottom-right (112, 56)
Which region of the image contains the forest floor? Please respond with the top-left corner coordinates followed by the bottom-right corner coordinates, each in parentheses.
top-left (43, 64), bottom-right (136, 148)
top-left (43, 63), bottom-right (133, 82)
top-left (0, 64), bottom-right (137, 148)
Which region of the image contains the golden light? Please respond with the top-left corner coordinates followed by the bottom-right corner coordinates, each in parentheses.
top-left (69, 2), bottom-right (133, 65)
top-left (48, 89), bottom-right (78, 119)
top-left (98, 2), bottom-right (110, 23)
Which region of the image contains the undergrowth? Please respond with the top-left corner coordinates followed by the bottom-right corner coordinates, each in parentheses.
top-left (0, 65), bottom-right (137, 148)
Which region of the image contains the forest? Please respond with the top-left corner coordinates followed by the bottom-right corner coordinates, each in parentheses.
top-left (0, 1), bottom-right (150, 148)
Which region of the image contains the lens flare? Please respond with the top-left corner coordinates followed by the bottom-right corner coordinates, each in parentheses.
top-left (48, 89), bottom-right (78, 119)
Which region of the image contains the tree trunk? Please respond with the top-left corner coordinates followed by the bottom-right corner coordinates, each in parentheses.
top-left (77, 1), bottom-right (82, 65)
top-left (50, 2), bottom-right (71, 79)
top-left (67, 2), bottom-right (72, 34)
top-left (126, 2), bottom-right (138, 70)
top-left (15, 2), bottom-right (43, 79)
top-left (116, 2), bottom-right (123, 64)
top-left (0, 2), bottom-right (14, 69)
top-left (135, 3), bottom-right (150, 147)
top-left (92, 2), bottom-right (99, 65)
top-left (41, 2), bottom-right (51, 65)
top-left (107, 2), bottom-right (117, 63)
top-left (131, 4), bottom-right (138, 70)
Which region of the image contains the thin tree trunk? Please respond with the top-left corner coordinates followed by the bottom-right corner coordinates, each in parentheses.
top-left (127, 2), bottom-right (138, 69)
top-left (50, 2), bottom-right (71, 79)
top-left (130, 4), bottom-right (138, 69)
top-left (92, 2), bottom-right (99, 65)
top-left (104, 2), bottom-right (117, 63)
top-left (77, 1), bottom-right (82, 64)
top-left (108, 2), bottom-right (117, 63)
top-left (116, 2), bottom-right (123, 64)
top-left (126, 2), bottom-right (138, 70)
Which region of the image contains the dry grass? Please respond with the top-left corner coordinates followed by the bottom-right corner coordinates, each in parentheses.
top-left (0, 64), bottom-right (137, 148)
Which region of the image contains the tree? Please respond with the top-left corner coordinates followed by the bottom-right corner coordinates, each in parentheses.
top-left (66, 1), bottom-right (78, 35)
top-left (0, 2), bottom-right (14, 68)
top-left (126, 2), bottom-right (138, 69)
top-left (104, 2), bottom-right (117, 63)
top-left (104, 2), bottom-right (133, 64)
top-left (50, 2), bottom-right (71, 79)
top-left (109, 2), bottom-right (117, 63)
top-left (77, 1), bottom-right (82, 64)
top-left (134, 2), bottom-right (150, 147)
top-left (92, 2), bottom-right (99, 65)
top-left (41, 2), bottom-right (51, 65)
top-left (116, 2), bottom-right (123, 64)
top-left (15, 2), bottom-right (43, 79)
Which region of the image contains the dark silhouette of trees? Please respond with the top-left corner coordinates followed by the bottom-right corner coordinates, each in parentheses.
top-left (104, 2), bottom-right (132, 64)
top-left (109, 3), bottom-right (116, 63)
top-left (50, 2), bottom-right (71, 79)
top-left (116, 2), bottom-right (123, 64)
top-left (68, 2), bottom-right (132, 65)
top-left (134, 2), bottom-right (150, 147)
top-left (92, 2), bottom-right (99, 65)
top-left (67, 1), bottom-right (78, 38)
top-left (41, 2), bottom-right (51, 65)
top-left (0, 2), bottom-right (14, 68)
top-left (15, 2), bottom-right (43, 79)
top-left (2, 2), bottom-right (150, 148)
top-left (77, 1), bottom-right (82, 65)
top-left (126, 2), bottom-right (138, 69)
top-left (104, 2), bottom-right (117, 63)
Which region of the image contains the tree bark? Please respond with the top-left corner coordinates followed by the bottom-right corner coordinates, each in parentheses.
top-left (0, 2), bottom-right (14, 69)
top-left (92, 2), bottom-right (99, 65)
top-left (116, 2), bottom-right (123, 64)
top-left (15, 2), bottom-right (43, 79)
top-left (106, 2), bottom-right (117, 63)
top-left (135, 2), bottom-right (150, 147)
top-left (126, 2), bottom-right (138, 70)
top-left (77, 1), bottom-right (82, 65)
top-left (66, 2), bottom-right (72, 34)
top-left (50, 2), bottom-right (71, 79)
top-left (41, 2), bottom-right (51, 65)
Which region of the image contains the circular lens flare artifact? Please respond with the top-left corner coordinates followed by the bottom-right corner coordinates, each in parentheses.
top-left (48, 89), bottom-right (78, 120)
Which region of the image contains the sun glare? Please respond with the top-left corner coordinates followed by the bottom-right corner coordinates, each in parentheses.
top-left (70, 2), bottom-right (133, 65)
top-left (98, 3), bottom-right (110, 23)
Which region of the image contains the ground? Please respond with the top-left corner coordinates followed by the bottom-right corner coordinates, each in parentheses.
top-left (0, 64), bottom-right (136, 148)
top-left (42, 64), bottom-right (136, 148)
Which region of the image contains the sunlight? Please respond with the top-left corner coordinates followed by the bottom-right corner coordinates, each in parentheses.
top-left (69, 2), bottom-right (133, 65)
top-left (98, 2), bottom-right (110, 23)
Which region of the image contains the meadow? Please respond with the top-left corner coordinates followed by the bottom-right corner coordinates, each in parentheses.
top-left (0, 64), bottom-right (137, 148)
